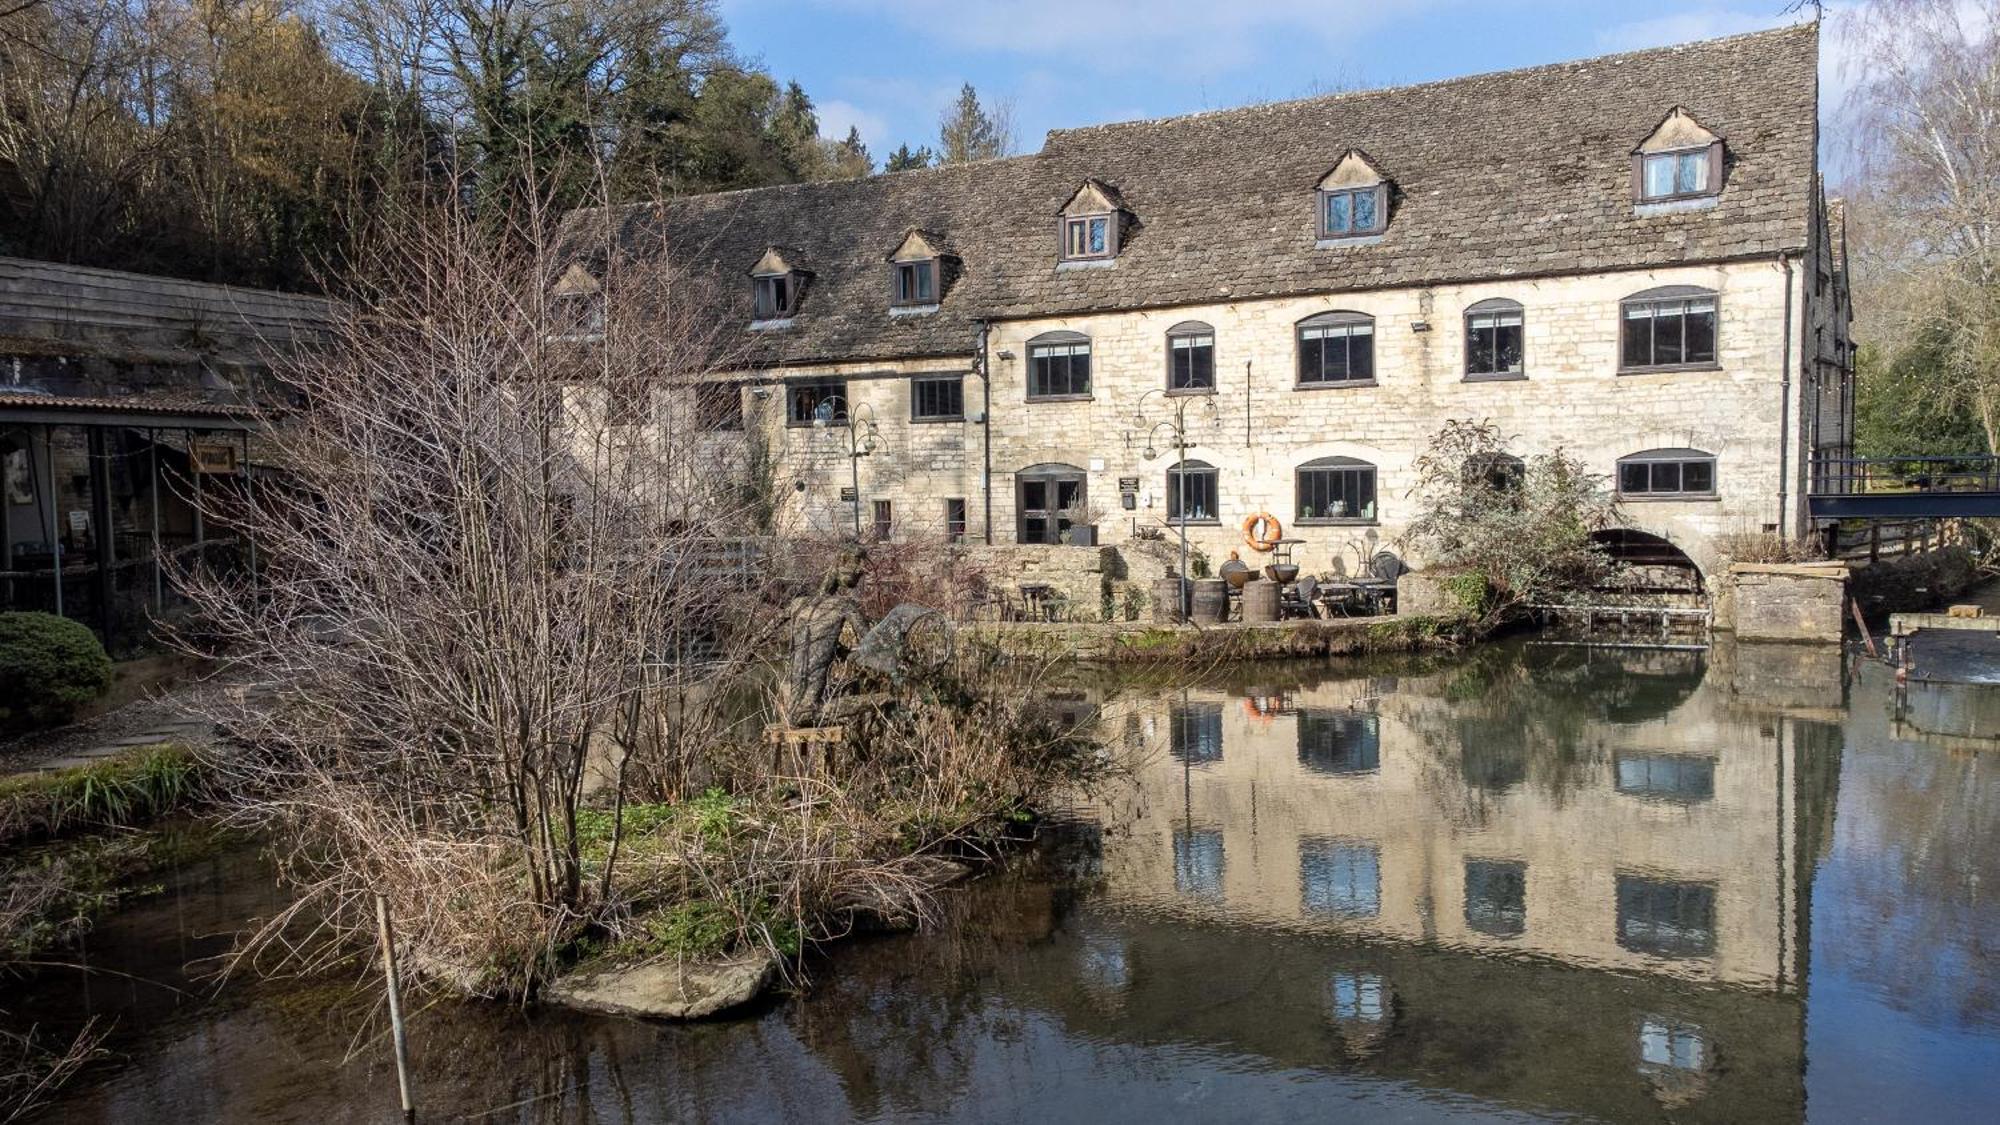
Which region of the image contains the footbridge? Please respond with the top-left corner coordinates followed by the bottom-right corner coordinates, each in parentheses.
top-left (1808, 456), bottom-right (2000, 520)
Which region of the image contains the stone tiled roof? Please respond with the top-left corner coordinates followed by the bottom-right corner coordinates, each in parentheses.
top-left (583, 24), bottom-right (1819, 369)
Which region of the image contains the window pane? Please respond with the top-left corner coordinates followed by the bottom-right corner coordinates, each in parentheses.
top-left (1682, 460), bottom-right (1714, 493)
top-left (1350, 330), bottom-right (1374, 380)
top-left (1654, 305), bottom-right (1686, 365)
top-left (916, 262), bottom-right (934, 301)
top-left (1620, 462), bottom-right (1651, 494)
top-left (1622, 307), bottom-right (1654, 367)
top-left (1651, 462), bottom-right (1683, 492)
top-left (1677, 151), bottom-right (1708, 194)
top-left (1468, 321), bottom-right (1496, 374)
top-left (1301, 839), bottom-right (1380, 918)
top-left (1353, 188), bottom-right (1378, 231)
top-left (1325, 192), bottom-right (1351, 234)
top-left (1175, 828), bottom-right (1225, 899)
top-left (1465, 860), bottom-right (1527, 938)
top-left (1299, 335), bottom-right (1324, 382)
top-left (1072, 349), bottom-right (1091, 394)
top-left (1088, 217), bottom-right (1107, 254)
top-left (1684, 303), bottom-right (1716, 362)
top-left (1298, 711), bottom-right (1380, 774)
top-left (1644, 154), bottom-right (1676, 198)
top-left (1495, 320), bottom-right (1523, 373)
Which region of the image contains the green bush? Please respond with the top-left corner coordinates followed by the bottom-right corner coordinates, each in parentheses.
top-left (0, 612), bottom-right (114, 733)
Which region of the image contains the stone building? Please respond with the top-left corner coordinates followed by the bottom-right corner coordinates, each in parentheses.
top-left (574, 25), bottom-right (1850, 606)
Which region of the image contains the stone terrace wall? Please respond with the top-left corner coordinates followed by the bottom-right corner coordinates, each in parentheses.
top-left (1720, 562), bottom-right (1849, 643)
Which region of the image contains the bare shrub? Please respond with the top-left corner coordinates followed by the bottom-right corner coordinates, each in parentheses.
top-left (173, 191), bottom-right (788, 993)
top-left (1402, 420), bottom-right (1623, 623)
top-left (1, 1020), bottom-right (104, 1124)
top-left (1714, 531), bottom-right (1829, 565)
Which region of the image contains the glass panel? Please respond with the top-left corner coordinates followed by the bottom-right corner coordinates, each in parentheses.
top-left (1682, 460), bottom-right (1714, 493)
top-left (1301, 839), bottom-right (1380, 918)
top-left (1299, 336), bottom-right (1324, 383)
top-left (1174, 828), bottom-right (1225, 899)
top-left (916, 262), bottom-right (934, 301)
top-left (1684, 303), bottom-right (1716, 362)
top-left (1087, 217), bottom-right (1107, 254)
top-left (1055, 480), bottom-right (1082, 511)
top-left (1072, 349), bottom-right (1091, 395)
top-left (1616, 876), bottom-right (1717, 957)
top-left (1169, 703), bottom-right (1225, 765)
top-left (1622, 308), bottom-right (1653, 367)
top-left (1325, 192), bottom-right (1351, 234)
top-left (1620, 462), bottom-right (1651, 494)
top-left (1654, 303), bottom-right (1686, 365)
top-left (1192, 342), bottom-right (1213, 387)
top-left (1298, 711), bottom-right (1380, 773)
top-left (1350, 331), bottom-right (1374, 380)
top-left (1353, 188), bottom-right (1378, 231)
top-left (1066, 220), bottom-right (1085, 257)
top-left (1468, 320), bottom-right (1496, 374)
top-left (1651, 462), bottom-right (1683, 492)
top-left (1464, 860), bottom-right (1527, 938)
top-left (1643, 153), bottom-right (1676, 198)
top-left (1495, 319), bottom-right (1523, 372)
top-left (1329, 972), bottom-right (1386, 1023)
top-left (1023, 517), bottom-right (1048, 543)
top-left (1677, 151), bottom-right (1708, 193)
top-left (1022, 481), bottom-right (1047, 511)
top-left (1616, 754), bottom-right (1716, 800)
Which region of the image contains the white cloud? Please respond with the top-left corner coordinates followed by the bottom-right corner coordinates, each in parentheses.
top-left (816, 98), bottom-right (892, 147)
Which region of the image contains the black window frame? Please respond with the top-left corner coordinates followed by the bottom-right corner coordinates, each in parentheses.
top-left (752, 271), bottom-right (799, 320)
top-left (910, 373), bottom-right (965, 422)
top-left (695, 382), bottom-right (743, 431)
top-left (1060, 213), bottom-right (1116, 262)
top-left (1296, 311), bottom-right (1377, 387)
top-left (871, 499), bottom-right (893, 542)
top-left (785, 379), bottom-right (848, 427)
top-left (1616, 448), bottom-right (1718, 500)
top-left (1015, 463), bottom-right (1086, 545)
top-left (1165, 459), bottom-right (1220, 525)
top-left (1619, 286), bottom-right (1719, 373)
top-left (943, 497), bottom-right (967, 542)
top-left (1026, 332), bottom-right (1093, 401)
top-left (1464, 298), bottom-right (1526, 380)
top-left (1166, 321), bottom-right (1217, 393)
top-left (1295, 457), bottom-right (1379, 525)
top-left (892, 259), bottom-right (937, 306)
top-left (1318, 183), bottom-right (1388, 240)
top-left (1616, 875), bottom-right (1717, 959)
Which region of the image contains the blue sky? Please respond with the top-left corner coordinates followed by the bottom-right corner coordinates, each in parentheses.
top-left (716, 1), bottom-right (1846, 162)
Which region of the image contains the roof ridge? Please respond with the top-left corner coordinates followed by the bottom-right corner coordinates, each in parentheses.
top-left (1044, 22), bottom-right (1817, 142)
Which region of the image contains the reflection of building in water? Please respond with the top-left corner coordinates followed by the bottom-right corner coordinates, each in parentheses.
top-left (1058, 645), bottom-right (1843, 1121)
top-left (1097, 646), bottom-right (1837, 991)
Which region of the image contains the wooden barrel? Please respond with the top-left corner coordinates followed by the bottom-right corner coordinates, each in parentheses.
top-left (1241, 577), bottom-right (1280, 623)
top-left (1151, 576), bottom-right (1188, 623)
top-left (1190, 578), bottom-right (1229, 625)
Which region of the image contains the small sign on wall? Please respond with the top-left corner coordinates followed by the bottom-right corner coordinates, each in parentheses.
top-left (838, 486), bottom-right (858, 502)
top-left (1118, 476), bottom-right (1140, 510)
top-left (190, 440), bottom-right (240, 475)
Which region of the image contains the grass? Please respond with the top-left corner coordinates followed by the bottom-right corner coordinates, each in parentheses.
top-left (0, 745), bottom-right (204, 848)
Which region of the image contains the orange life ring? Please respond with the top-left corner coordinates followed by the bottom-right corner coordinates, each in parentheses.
top-left (1242, 511), bottom-right (1283, 553)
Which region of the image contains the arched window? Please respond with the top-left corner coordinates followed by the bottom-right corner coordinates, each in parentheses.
top-left (1296, 312), bottom-right (1375, 387)
top-left (1166, 320), bottom-right (1215, 392)
top-left (1621, 286), bottom-right (1717, 371)
top-left (1165, 458), bottom-right (1219, 524)
top-left (1295, 456), bottom-right (1378, 523)
top-left (1016, 462), bottom-right (1086, 543)
top-left (1617, 448), bottom-right (1716, 498)
top-left (1026, 330), bottom-right (1092, 401)
top-left (1464, 298), bottom-right (1524, 379)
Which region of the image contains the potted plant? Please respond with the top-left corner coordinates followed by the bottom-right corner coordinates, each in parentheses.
top-left (1059, 501), bottom-right (1106, 546)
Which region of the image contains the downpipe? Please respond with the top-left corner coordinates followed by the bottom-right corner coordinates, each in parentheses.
top-left (1777, 252), bottom-right (1795, 538)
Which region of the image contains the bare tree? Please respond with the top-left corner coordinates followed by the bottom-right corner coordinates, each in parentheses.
top-left (174, 179), bottom-right (788, 993)
top-left (1838, 1), bottom-right (2000, 449)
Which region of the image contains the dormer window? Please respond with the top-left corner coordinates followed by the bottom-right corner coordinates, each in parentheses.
top-left (893, 260), bottom-right (935, 305)
top-left (1633, 108), bottom-right (1723, 205)
top-left (753, 273), bottom-right (796, 319)
top-left (1316, 151), bottom-right (1390, 242)
top-left (749, 246), bottom-right (805, 324)
top-left (548, 262), bottom-right (604, 341)
top-left (886, 229), bottom-right (952, 310)
top-left (1057, 179), bottom-right (1125, 264)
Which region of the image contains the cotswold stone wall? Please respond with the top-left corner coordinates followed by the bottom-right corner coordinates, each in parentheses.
top-left (703, 257), bottom-right (1813, 585)
top-left (1721, 562), bottom-right (1849, 643)
top-left (960, 543), bottom-right (1115, 621)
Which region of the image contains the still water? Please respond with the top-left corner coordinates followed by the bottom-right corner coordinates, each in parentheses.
top-left (15, 639), bottom-right (2000, 1123)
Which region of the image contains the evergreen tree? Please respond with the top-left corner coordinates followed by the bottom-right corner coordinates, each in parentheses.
top-left (937, 83), bottom-right (1010, 164)
top-left (769, 80), bottom-right (827, 180)
top-left (883, 143), bottom-right (935, 172)
top-left (826, 127), bottom-right (872, 179)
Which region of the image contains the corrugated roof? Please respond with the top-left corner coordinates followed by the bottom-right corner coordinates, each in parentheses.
top-left (579, 24), bottom-right (1820, 369)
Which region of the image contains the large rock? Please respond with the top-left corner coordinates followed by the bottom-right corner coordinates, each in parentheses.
top-left (546, 953), bottom-right (777, 1021)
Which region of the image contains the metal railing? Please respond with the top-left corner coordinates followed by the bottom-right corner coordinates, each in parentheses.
top-left (1810, 455), bottom-right (2000, 496)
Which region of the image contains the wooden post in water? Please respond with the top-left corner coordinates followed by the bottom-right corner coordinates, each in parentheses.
top-left (375, 893), bottom-right (416, 1122)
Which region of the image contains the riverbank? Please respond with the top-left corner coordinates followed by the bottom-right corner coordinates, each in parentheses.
top-left (969, 614), bottom-right (1469, 663)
